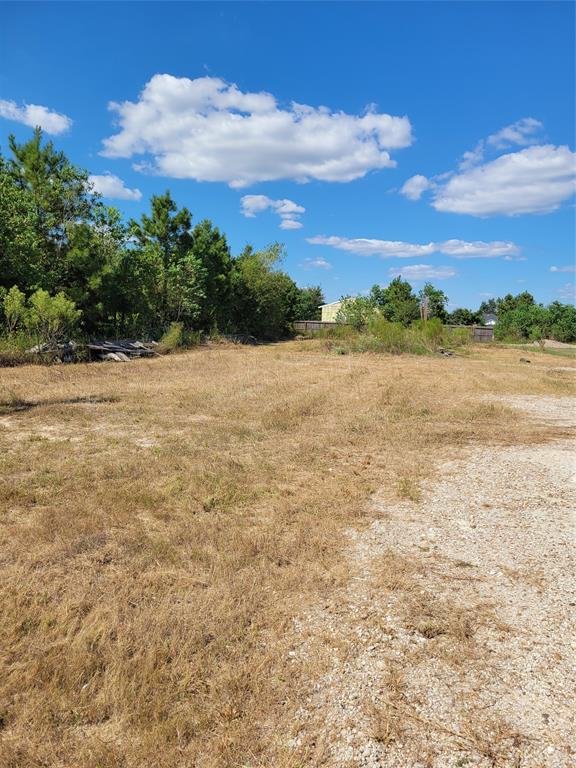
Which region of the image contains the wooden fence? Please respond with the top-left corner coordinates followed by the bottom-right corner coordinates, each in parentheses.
top-left (445, 325), bottom-right (495, 342)
top-left (471, 326), bottom-right (495, 342)
top-left (293, 320), bottom-right (339, 333)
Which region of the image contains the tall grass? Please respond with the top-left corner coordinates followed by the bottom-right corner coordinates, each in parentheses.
top-left (0, 332), bottom-right (40, 367)
top-left (317, 318), bottom-right (471, 355)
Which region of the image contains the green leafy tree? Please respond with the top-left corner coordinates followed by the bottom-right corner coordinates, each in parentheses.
top-left (336, 296), bottom-right (376, 330)
top-left (547, 301), bottom-right (576, 343)
top-left (59, 205), bottom-right (129, 333)
top-left (130, 192), bottom-right (205, 329)
top-left (497, 291), bottom-right (535, 316)
top-left (7, 129), bottom-right (98, 294)
top-left (419, 282), bottom-right (449, 322)
top-left (478, 298), bottom-right (498, 316)
top-left (167, 251), bottom-right (206, 325)
top-left (448, 308), bottom-right (483, 325)
top-left (189, 219), bottom-right (232, 330)
top-left (295, 286), bottom-right (325, 320)
top-left (376, 277), bottom-right (420, 326)
top-left (230, 244), bottom-right (299, 339)
top-left (0, 158), bottom-right (42, 291)
top-left (495, 300), bottom-right (547, 341)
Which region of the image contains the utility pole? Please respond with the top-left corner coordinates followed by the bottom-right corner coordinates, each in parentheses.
top-left (420, 295), bottom-right (429, 322)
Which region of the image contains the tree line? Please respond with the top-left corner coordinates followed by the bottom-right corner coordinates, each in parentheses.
top-left (1, 129), bottom-right (574, 349)
top-left (338, 279), bottom-right (575, 343)
top-left (0, 129), bottom-right (324, 344)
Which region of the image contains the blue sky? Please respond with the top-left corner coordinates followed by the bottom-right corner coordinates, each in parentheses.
top-left (1, 1), bottom-right (575, 309)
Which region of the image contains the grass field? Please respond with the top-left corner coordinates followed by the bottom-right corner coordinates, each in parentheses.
top-left (0, 342), bottom-right (573, 767)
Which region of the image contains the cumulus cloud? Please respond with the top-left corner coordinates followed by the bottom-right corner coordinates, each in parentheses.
top-left (388, 265), bottom-right (456, 280)
top-left (101, 74), bottom-right (412, 187)
top-left (439, 239), bottom-right (520, 258)
top-left (433, 145), bottom-right (576, 216)
top-left (240, 195), bottom-right (305, 229)
top-left (0, 98), bottom-right (72, 135)
top-left (550, 265), bottom-right (575, 273)
top-left (307, 235), bottom-right (519, 259)
top-left (301, 257), bottom-right (332, 270)
top-left (401, 118), bottom-right (575, 216)
top-left (399, 174), bottom-right (433, 201)
top-left (88, 173), bottom-right (142, 201)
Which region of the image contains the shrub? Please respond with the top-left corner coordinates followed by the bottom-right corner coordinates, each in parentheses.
top-left (157, 322), bottom-right (184, 354)
top-left (316, 324), bottom-right (358, 341)
top-left (416, 317), bottom-right (444, 348)
top-left (447, 327), bottom-right (472, 347)
top-left (368, 317), bottom-right (410, 354)
top-left (336, 296), bottom-right (376, 330)
top-left (3, 286), bottom-right (26, 335)
top-left (326, 318), bottom-right (471, 357)
top-left (26, 289), bottom-right (81, 345)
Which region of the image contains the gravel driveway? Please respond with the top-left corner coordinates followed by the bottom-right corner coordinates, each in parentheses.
top-left (294, 396), bottom-right (576, 767)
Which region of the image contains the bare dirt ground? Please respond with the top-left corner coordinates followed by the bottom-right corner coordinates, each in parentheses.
top-left (293, 395), bottom-right (576, 768)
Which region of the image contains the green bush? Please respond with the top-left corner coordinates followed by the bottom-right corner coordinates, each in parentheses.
top-left (157, 322), bottom-right (185, 354)
top-left (336, 296), bottom-right (376, 330)
top-left (368, 317), bottom-right (409, 353)
top-left (26, 289), bottom-right (81, 345)
top-left (447, 327), bottom-right (472, 347)
top-left (3, 286), bottom-right (26, 335)
top-left (316, 324), bottom-right (359, 341)
top-left (325, 318), bottom-right (471, 357)
top-left (416, 317), bottom-right (445, 347)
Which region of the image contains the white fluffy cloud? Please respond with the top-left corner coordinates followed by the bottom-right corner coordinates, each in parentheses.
top-left (88, 173), bottom-right (142, 201)
top-left (439, 239), bottom-right (520, 258)
top-left (307, 235), bottom-right (519, 259)
top-left (0, 98), bottom-right (72, 135)
top-left (388, 265), bottom-right (456, 280)
top-left (240, 195), bottom-right (305, 229)
top-left (301, 257), bottom-right (332, 270)
top-left (550, 265), bottom-right (575, 273)
top-left (433, 145), bottom-right (576, 216)
top-left (401, 118), bottom-right (576, 216)
top-left (399, 174), bottom-right (432, 201)
top-left (101, 74), bottom-right (412, 187)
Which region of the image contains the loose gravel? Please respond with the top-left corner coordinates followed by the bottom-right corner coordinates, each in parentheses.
top-left (293, 396), bottom-right (575, 767)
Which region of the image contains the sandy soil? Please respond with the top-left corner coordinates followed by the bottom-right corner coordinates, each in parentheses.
top-left (294, 396), bottom-right (576, 767)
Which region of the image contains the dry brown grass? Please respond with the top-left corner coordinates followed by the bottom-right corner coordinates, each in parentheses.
top-left (0, 342), bottom-right (573, 766)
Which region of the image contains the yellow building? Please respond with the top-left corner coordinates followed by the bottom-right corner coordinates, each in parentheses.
top-left (320, 301), bottom-right (343, 322)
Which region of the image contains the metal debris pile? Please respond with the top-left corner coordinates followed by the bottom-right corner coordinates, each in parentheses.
top-left (87, 340), bottom-right (157, 362)
top-left (26, 341), bottom-right (79, 363)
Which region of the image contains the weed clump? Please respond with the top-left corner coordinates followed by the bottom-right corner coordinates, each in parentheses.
top-left (320, 318), bottom-right (471, 356)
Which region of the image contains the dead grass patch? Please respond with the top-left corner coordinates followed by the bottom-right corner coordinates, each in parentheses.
top-left (0, 343), bottom-right (572, 766)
